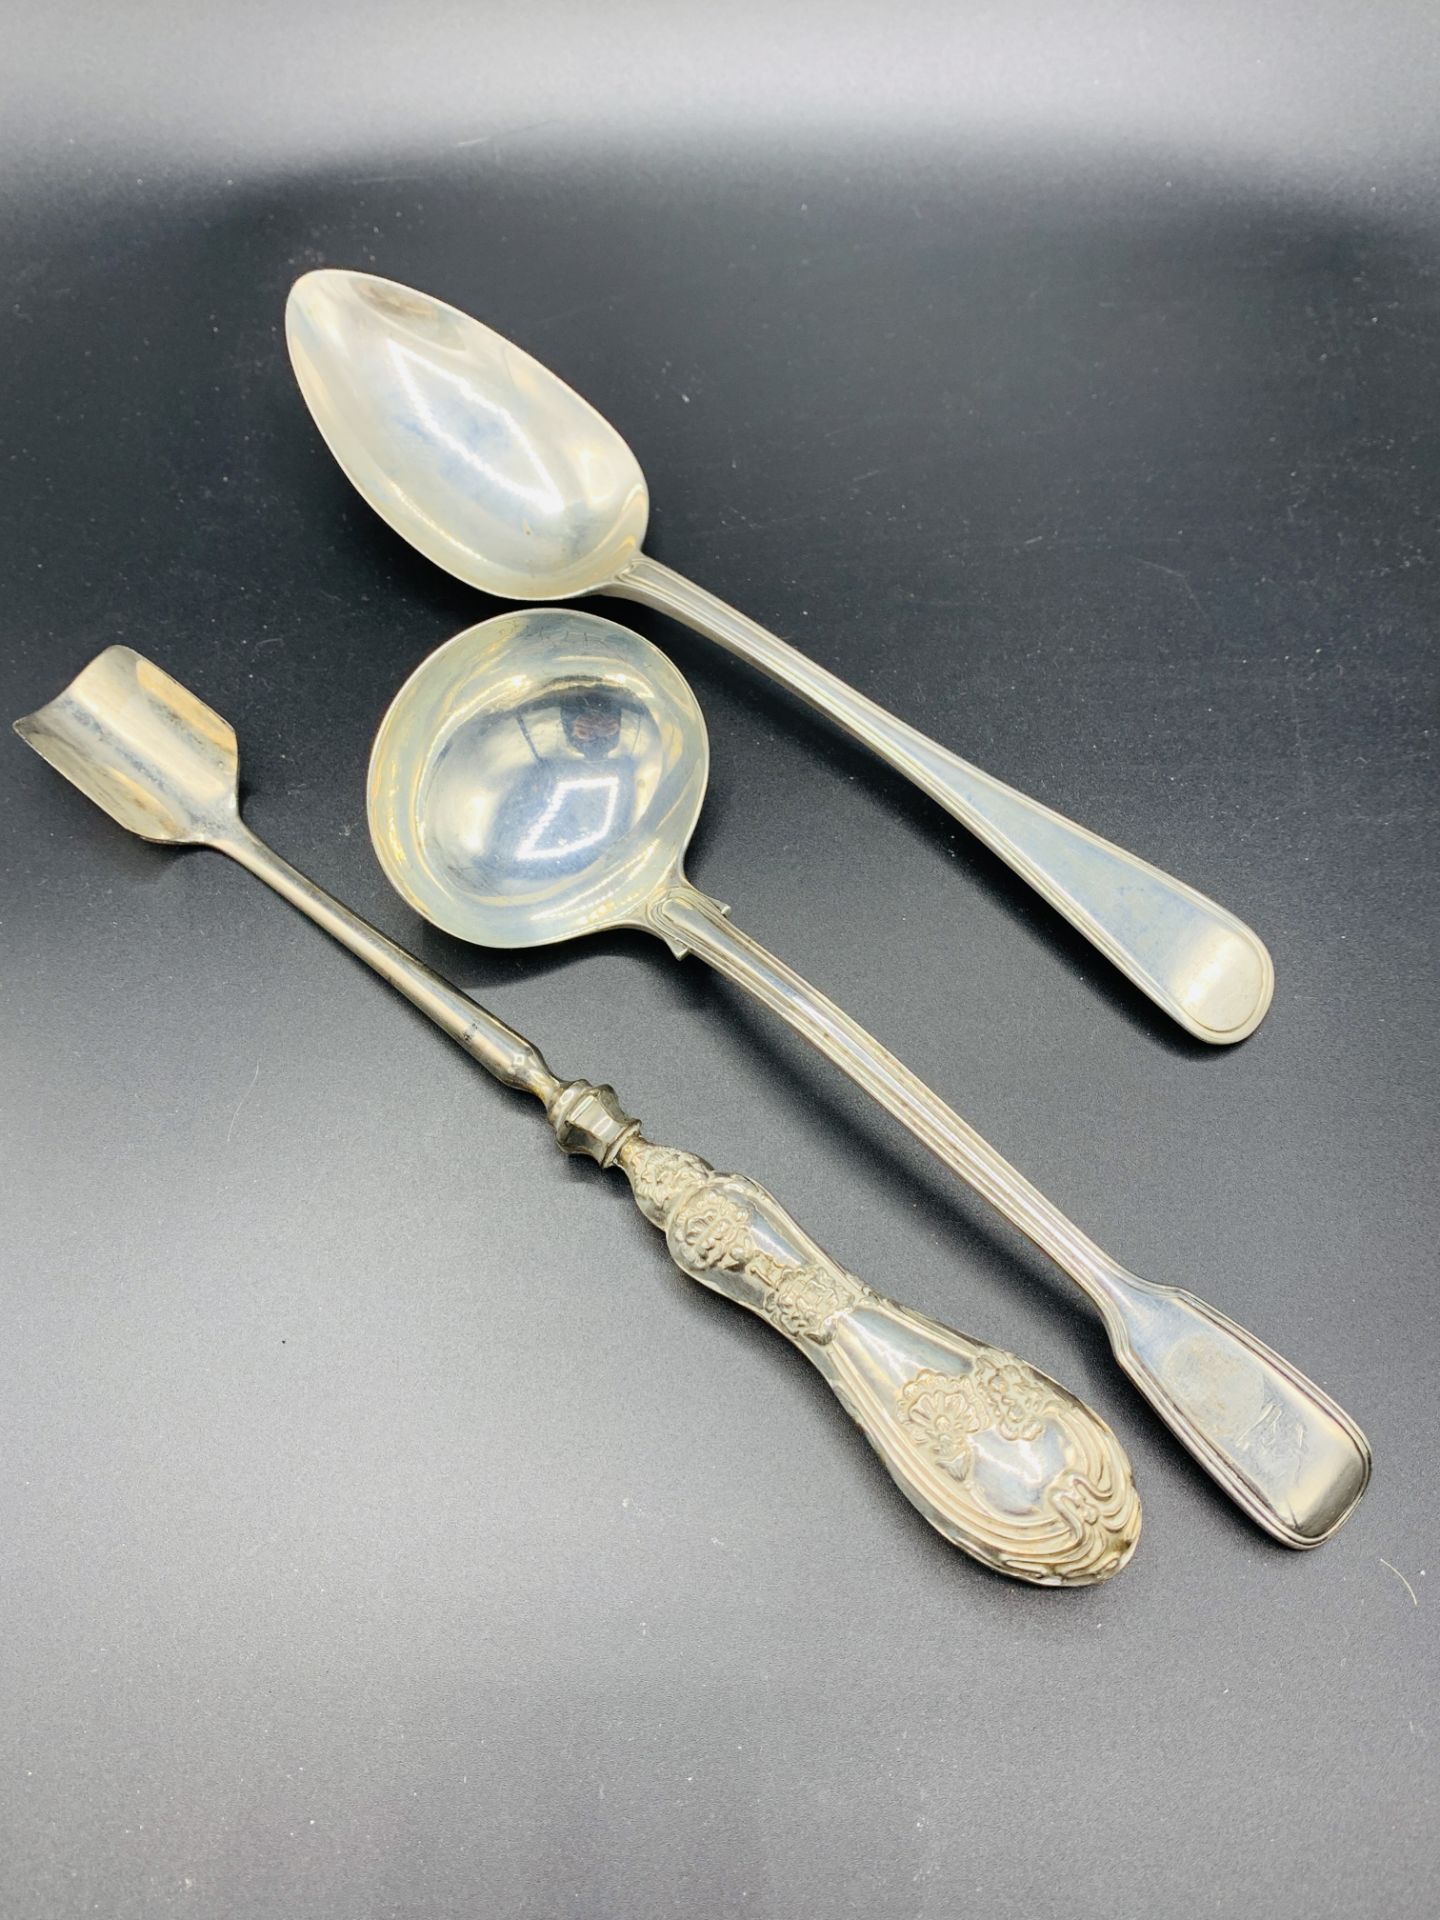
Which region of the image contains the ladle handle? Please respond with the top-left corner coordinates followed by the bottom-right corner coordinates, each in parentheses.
top-left (613, 555), bottom-right (1273, 1044)
top-left (645, 882), bottom-right (1369, 1546)
top-left (542, 1078), bottom-right (1139, 1584)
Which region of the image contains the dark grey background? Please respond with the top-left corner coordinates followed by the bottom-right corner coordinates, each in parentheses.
top-left (3, 6), bottom-right (1437, 1916)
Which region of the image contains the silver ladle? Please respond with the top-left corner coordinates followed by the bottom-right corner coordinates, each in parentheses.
top-left (16, 645), bottom-right (1143, 1587)
top-left (287, 266), bottom-right (1274, 1045)
top-left (367, 606), bottom-right (1368, 1548)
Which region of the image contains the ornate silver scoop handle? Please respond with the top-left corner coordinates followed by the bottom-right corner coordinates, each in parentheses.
top-left (648, 880), bottom-right (1370, 1547)
top-left (217, 832), bottom-right (1137, 1585)
top-left (546, 1083), bottom-right (1140, 1586)
top-left (613, 556), bottom-right (1273, 1044)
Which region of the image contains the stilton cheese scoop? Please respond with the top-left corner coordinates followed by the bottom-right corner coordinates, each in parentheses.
top-left (14, 646), bottom-right (1141, 1587)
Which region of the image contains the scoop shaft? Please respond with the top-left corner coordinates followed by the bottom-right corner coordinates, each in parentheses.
top-left (221, 826), bottom-right (559, 1101)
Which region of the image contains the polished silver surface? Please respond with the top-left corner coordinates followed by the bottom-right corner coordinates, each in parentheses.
top-left (288, 265), bottom-right (1274, 1043)
top-left (14, 646), bottom-right (1141, 1586)
top-left (369, 608), bottom-right (1370, 1546)
top-left (366, 606), bottom-right (706, 949)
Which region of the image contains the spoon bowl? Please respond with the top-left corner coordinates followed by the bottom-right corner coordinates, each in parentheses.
top-left (368, 609), bottom-right (707, 948)
top-left (287, 270), bottom-right (648, 600)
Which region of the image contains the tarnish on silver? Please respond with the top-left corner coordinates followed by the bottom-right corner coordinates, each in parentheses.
top-left (15, 646), bottom-right (1139, 1586)
top-left (545, 1080), bottom-right (641, 1167)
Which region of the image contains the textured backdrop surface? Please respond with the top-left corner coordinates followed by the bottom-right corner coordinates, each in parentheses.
top-left (3, 8), bottom-right (1438, 1917)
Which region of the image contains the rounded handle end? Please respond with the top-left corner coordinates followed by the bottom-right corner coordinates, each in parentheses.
top-left (1101, 1274), bottom-right (1370, 1546)
top-left (1165, 920), bottom-right (1275, 1045)
top-left (824, 1306), bottom-right (1143, 1586)
top-left (615, 1137), bottom-right (1142, 1584)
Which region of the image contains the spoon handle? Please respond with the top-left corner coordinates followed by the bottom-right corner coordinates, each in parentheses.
top-left (646, 880), bottom-right (1369, 1545)
top-left (613, 555), bottom-right (1273, 1044)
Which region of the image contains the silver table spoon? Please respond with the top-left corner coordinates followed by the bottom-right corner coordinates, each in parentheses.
top-left (16, 645), bottom-right (1144, 1586)
top-left (368, 606), bottom-right (1368, 1547)
top-left (288, 266), bottom-right (1274, 1046)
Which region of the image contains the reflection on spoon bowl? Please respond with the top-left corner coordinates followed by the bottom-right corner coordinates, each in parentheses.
top-left (288, 270), bottom-right (648, 600)
top-left (368, 608), bottom-right (706, 949)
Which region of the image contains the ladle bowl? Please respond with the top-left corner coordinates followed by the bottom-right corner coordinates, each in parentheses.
top-left (369, 609), bottom-right (705, 948)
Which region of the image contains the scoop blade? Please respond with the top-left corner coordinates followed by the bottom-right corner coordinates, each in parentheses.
top-left (14, 646), bottom-right (240, 844)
